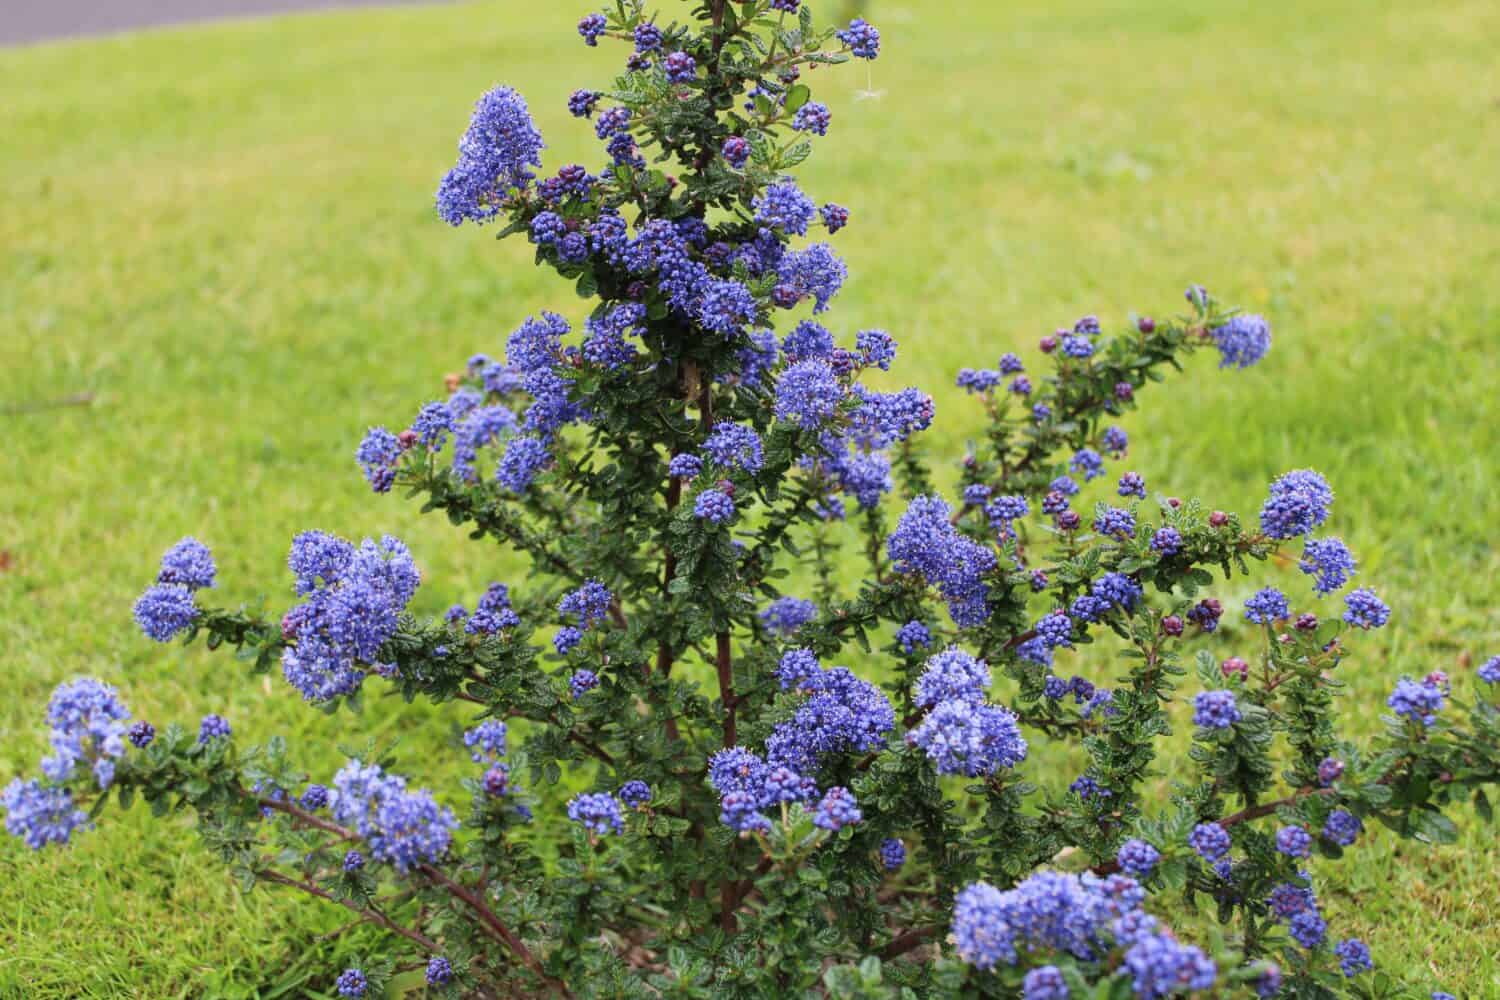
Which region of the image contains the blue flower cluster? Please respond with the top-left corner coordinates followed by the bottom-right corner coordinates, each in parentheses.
top-left (462, 720), bottom-right (508, 764)
top-left (760, 596), bottom-right (817, 636)
top-left (135, 537), bottom-right (221, 642)
top-left (330, 759), bottom-right (457, 871)
top-left (2, 778), bottom-right (89, 849)
top-left (1299, 536), bottom-right (1356, 594)
top-left (1259, 468), bottom-right (1333, 539)
top-left (1387, 675), bottom-right (1444, 726)
top-left (1189, 822), bottom-right (1231, 862)
top-left (765, 663), bottom-right (894, 774)
top-left (952, 869), bottom-right (1207, 982)
top-left (279, 533), bottom-right (421, 702)
top-left (436, 86), bottom-right (545, 226)
top-left (888, 495), bottom-right (996, 627)
top-left (1211, 314), bottom-right (1272, 369)
top-left (1192, 690), bottom-right (1241, 729)
top-left (1342, 587), bottom-right (1390, 629)
top-left (568, 791), bottom-right (625, 835)
top-left (34, 678), bottom-right (132, 791)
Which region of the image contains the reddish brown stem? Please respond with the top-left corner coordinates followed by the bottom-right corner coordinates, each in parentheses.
top-left (254, 868), bottom-right (440, 953)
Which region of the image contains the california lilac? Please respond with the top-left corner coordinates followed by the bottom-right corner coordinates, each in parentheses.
top-left (1150, 526), bottom-right (1182, 555)
top-left (157, 537), bottom-right (216, 590)
top-left (569, 670), bottom-right (599, 699)
top-left (127, 721), bottom-right (155, 748)
top-left (463, 720), bottom-right (508, 763)
top-left (1118, 471), bottom-right (1146, 498)
top-left (568, 792), bottom-right (624, 836)
top-left (3, 779), bottom-right (89, 849)
top-left (335, 968), bottom-right (368, 997)
top-left (895, 620), bottom-right (931, 653)
top-left (198, 714), bottom-right (231, 743)
top-left (1022, 966), bottom-right (1069, 1000)
top-left (618, 780), bottom-right (651, 809)
top-left (1193, 690), bottom-right (1241, 729)
top-left (776, 648), bottom-right (821, 690)
top-left (1276, 825), bottom-right (1312, 858)
top-left (1069, 448), bottom-right (1105, 481)
top-left (702, 423), bottom-right (764, 474)
top-left (331, 760), bottom-right (457, 871)
top-left (426, 957), bottom-right (453, 986)
top-left (879, 838), bottom-right (906, 871)
top-left (1481, 655), bottom-right (1500, 684)
top-left (1117, 838), bottom-right (1160, 878)
top-left (753, 181), bottom-right (816, 236)
top-left (1290, 909), bottom-right (1328, 948)
top-left (1123, 934), bottom-right (1216, 999)
top-left (888, 495), bottom-right (996, 627)
top-left (774, 360), bottom-right (841, 428)
top-left (812, 786), bottom-right (861, 830)
top-left (759, 596), bottom-right (817, 636)
top-left (1388, 676), bottom-right (1444, 727)
top-left (1335, 938), bottom-right (1374, 977)
top-left (133, 583), bottom-right (197, 642)
top-left (907, 699), bottom-right (1026, 777)
top-left (838, 18), bottom-right (880, 59)
top-left (913, 647), bottom-right (990, 708)
top-left (436, 86), bottom-right (545, 226)
top-left (1189, 822), bottom-right (1231, 862)
top-left (1300, 536), bottom-right (1356, 594)
top-left (1343, 587), bottom-right (1391, 629)
top-left (694, 487), bottom-right (735, 524)
top-left (1244, 587), bottom-right (1290, 624)
top-left (1322, 809), bottom-right (1362, 847)
top-left (1211, 314), bottom-right (1272, 369)
top-left (1260, 468), bottom-right (1333, 538)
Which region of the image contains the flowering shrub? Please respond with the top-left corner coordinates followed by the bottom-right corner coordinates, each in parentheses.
top-left (7, 2), bottom-right (1499, 996)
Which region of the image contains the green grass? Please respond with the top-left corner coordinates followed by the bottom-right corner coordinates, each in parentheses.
top-left (2, 0), bottom-right (1498, 994)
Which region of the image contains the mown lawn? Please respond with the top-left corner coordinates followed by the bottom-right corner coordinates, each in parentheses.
top-left (1, 0), bottom-right (1497, 995)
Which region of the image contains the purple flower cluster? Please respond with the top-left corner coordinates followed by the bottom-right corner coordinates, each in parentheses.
top-left (880, 838), bottom-right (906, 871)
top-left (760, 596), bottom-right (817, 636)
top-left (279, 534), bottom-right (420, 702)
top-left (766, 665), bottom-right (894, 774)
top-left (907, 698), bottom-right (1027, 777)
top-left (3, 779), bottom-right (89, 849)
top-left (950, 870), bottom-right (1156, 971)
top-left (913, 647), bottom-right (992, 708)
top-left (1192, 690), bottom-right (1241, 729)
top-left (895, 619), bottom-right (931, 653)
top-left (462, 720), bottom-right (507, 764)
top-left (1211, 314), bottom-right (1272, 369)
top-left (1189, 822), bottom-right (1231, 862)
top-left (1343, 587), bottom-right (1390, 629)
top-left (1116, 838), bottom-right (1160, 878)
top-left (330, 759), bottom-right (458, 870)
top-left (135, 537), bottom-right (220, 642)
top-left (1322, 809), bottom-right (1362, 847)
top-left (1259, 468), bottom-right (1333, 539)
top-left (1244, 587), bottom-right (1289, 624)
top-left (567, 792), bottom-right (624, 835)
top-left (436, 86), bottom-right (545, 225)
top-left (1300, 536), bottom-right (1356, 594)
top-left (1387, 675), bottom-right (1444, 727)
top-left (774, 359), bottom-right (842, 428)
top-left (888, 495), bottom-right (996, 627)
top-left (1275, 825), bottom-right (1312, 858)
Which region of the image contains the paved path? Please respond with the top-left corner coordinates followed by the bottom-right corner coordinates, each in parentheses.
top-left (1, 0), bottom-right (442, 47)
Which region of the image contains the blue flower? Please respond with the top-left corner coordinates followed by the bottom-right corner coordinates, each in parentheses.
top-left (335, 968), bottom-right (368, 997)
top-left (1299, 536), bottom-right (1356, 594)
top-left (776, 648), bottom-right (821, 690)
top-left (1244, 587), bottom-right (1290, 624)
top-left (1322, 809), bottom-right (1362, 847)
top-left (879, 838), bottom-right (906, 871)
top-left (330, 759), bottom-right (457, 871)
top-left (702, 423), bottom-right (764, 474)
top-left (462, 720), bottom-right (508, 763)
top-left (694, 487), bottom-right (736, 524)
top-left (775, 243), bottom-right (847, 313)
top-left (753, 181), bottom-right (816, 235)
top-left (1211, 314), bottom-right (1272, 369)
top-left (1116, 838), bottom-right (1160, 878)
top-left (568, 792), bottom-right (624, 835)
top-left (1275, 825), bottom-right (1312, 858)
top-left (792, 101), bottom-right (831, 135)
top-left (1388, 675), bottom-right (1443, 726)
top-left (1070, 448), bottom-right (1105, 481)
top-left (1260, 468), bottom-right (1333, 538)
top-left (908, 699), bottom-right (1026, 777)
top-left (1192, 690), bottom-right (1241, 729)
top-left (2, 779), bottom-right (89, 849)
top-left (1189, 822), bottom-right (1231, 862)
top-left (569, 669), bottom-right (599, 699)
top-left (760, 596), bottom-right (817, 636)
top-left (812, 786), bottom-right (861, 830)
top-left (838, 18), bottom-right (881, 59)
top-left (198, 714), bottom-right (231, 744)
top-left (157, 537), bottom-right (216, 590)
top-left (895, 620), bottom-right (931, 652)
top-left (888, 495), bottom-right (996, 627)
top-left (1022, 966), bottom-right (1069, 1000)
top-left (436, 86), bottom-right (545, 225)
top-left (618, 780), bottom-right (652, 809)
top-left (1343, 587), bottom-right (1390, 629)
top-left (425, 957), bottom-right (454, 986)
top-left (913, 647), bottom-right (990, 708)
top-left (774, 360), bottom-right (842, 428)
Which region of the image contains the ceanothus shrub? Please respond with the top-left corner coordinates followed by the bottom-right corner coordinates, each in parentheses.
top-left (7, 3), bottom-right (1499, 997)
